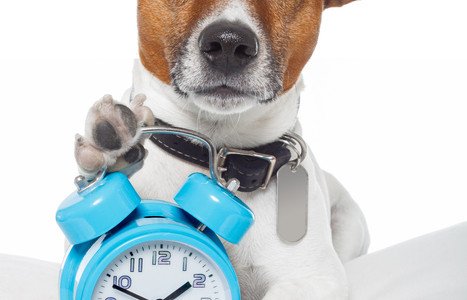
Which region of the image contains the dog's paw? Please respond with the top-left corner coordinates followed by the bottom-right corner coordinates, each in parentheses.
top-left (85, 94), bottom-right (140, 154)
top-left (74, 94), bottom-right (154, 178)
top-left (74, 134), bottom-right (106, 177)
top-left (129, 93), bottom-right (155, 127)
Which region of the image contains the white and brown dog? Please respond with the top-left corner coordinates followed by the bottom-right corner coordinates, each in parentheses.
top-left (75, 0), bottom-right (369, 299)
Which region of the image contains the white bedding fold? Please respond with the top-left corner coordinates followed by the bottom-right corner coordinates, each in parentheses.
top-left (1, 223), bottom-right (467, 300)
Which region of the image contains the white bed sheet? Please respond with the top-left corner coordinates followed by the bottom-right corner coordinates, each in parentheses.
top-left (346, 222), bottom-right (467, 300)
top-left (1, 223), bottom-right (466, 300)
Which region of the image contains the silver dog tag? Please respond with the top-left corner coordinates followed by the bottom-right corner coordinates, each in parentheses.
top-left (276, 163), bottom-right (309, 243)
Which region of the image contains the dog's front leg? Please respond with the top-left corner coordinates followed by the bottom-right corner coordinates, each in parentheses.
top-left (325, 171), bottom-right (370, 263)
top-left (263, 273), bottom-right (348, 300)
top-left (248, 157), bottom-right (349, 300)
top-left (261, 249), bottom-right (348, 300)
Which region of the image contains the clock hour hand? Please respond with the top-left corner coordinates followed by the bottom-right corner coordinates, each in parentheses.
top-left (162, 281), bottom-right (192, 300)
top-left (113, 284), bottom-right (149, 300)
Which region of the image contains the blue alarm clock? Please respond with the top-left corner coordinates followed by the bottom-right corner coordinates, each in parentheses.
top-left (56, 127), bottom-right (255, 300)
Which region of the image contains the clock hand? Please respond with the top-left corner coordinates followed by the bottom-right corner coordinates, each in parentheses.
top-left (163, 281), bottom-right (192, 300)
top-left (112, 284), bottom-right (149, 300)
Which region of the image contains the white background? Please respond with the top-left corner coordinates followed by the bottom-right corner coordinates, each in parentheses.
top-left (0, 0), bottom-right (466, 263)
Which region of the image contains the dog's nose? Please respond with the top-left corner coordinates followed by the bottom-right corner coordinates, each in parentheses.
top-left (199, 21), bottom-right (259, 73)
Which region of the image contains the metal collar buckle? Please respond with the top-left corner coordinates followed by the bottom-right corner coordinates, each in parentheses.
top-left (216, 132), bottom-right (307, 190)
top-left (217, 147), bottom-right (277, 190)
top-left (279, 132), bottom-right (308, 171)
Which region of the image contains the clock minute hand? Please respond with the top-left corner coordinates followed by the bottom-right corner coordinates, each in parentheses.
top-left (163, 281), bottom-right (192, 300)
top-left (113, 284), bottom-right (149, 300)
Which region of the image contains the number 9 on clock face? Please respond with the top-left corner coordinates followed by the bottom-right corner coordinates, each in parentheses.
top-left (92, 241), bottom-right (230, 300)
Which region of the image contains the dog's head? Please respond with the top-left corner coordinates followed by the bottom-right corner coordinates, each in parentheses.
top-left (138, 0), bottom-right (354, 115)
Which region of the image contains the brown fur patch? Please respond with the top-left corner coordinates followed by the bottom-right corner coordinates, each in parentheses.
top-left (138, 0), bottom-right (222, 84)
top-left (246, 0), bottom-right (324, 92)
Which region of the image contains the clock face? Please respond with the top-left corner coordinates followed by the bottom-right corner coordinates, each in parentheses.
top-left (91, 241), bottom-right (231, 300)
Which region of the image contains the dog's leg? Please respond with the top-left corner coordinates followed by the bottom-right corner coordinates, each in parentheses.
top-left (74, 94), bottom-right (153, 179)
top-left (259, 242), bottom-right (349, 300)
top-left (236, 157), bottom-right (349, 300)
top-left (325, 171), bottom-right (370, 263)
top-left (262, 273), bottom-right (348, 300)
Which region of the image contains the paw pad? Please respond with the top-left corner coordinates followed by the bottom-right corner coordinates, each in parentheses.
top-left (75, 94), bottom-right (154, 177)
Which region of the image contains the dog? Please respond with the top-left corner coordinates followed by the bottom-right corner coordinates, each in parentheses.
top-left (75, 0), bottom-right (369, 299)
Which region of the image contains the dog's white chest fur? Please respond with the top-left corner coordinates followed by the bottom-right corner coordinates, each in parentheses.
top-left (125, 61), bottom-right (368, 300)
top-left (130, 137), bottom-right (332, 299)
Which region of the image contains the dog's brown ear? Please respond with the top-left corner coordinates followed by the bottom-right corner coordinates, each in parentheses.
top-left (325, 0), bottom-right (356, 8)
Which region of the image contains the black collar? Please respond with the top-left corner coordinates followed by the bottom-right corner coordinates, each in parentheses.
top-left (150, 120), bottom-right (292, 192)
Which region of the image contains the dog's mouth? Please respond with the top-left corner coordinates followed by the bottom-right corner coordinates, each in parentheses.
top-left (193, 85), bottom-right (250, 98)
top-left (172, 82), bottom-right (265, 115)
top-left (172, 80), bottom-right (278, 115)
